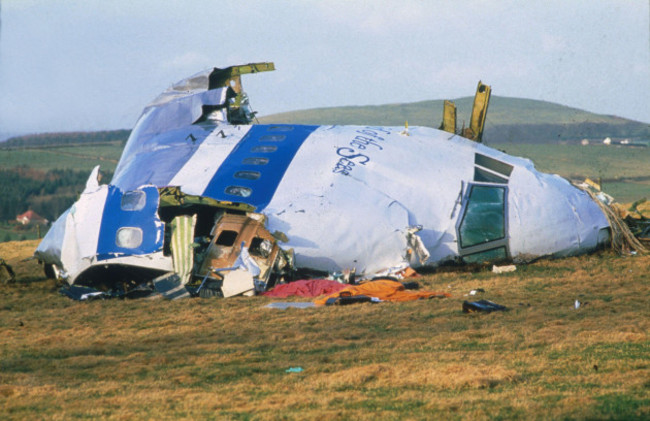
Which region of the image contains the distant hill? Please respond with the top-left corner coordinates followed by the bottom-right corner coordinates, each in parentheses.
top-left (2, 130), bottom-right (131, 149)
top-left (258, 96), bottom-right (650, 144)
top-left (3, 97), bottom-right (648, 147)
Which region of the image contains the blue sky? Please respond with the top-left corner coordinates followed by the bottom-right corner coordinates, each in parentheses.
top-left (0, 0), bottom-right (648, 136)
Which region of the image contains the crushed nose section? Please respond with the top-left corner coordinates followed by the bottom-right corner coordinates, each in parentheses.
top-left (193, 213), bottom-right (287, 297)
top-left (53, 184), bottom-right (294, 300)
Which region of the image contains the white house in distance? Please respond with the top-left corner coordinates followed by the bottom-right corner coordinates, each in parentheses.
top-left (16, 210), bottom-right (48, 225)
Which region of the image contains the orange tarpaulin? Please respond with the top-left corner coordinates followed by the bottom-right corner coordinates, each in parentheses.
top-left (314, 279), bottom-right (450, 305)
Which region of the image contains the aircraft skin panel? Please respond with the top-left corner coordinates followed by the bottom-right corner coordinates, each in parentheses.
top-left (201, 124), bottom-right (319, 209)
top-left (167, 125), bottom-right (252, 196)
top-left (95, 185), bottom-right (165, 261)
top-left (36, 182), bottom-right (109, 283)
top-left (265, 176), bottom-right (411, 274)
top-left (111, 125), bottom-right (215, 192)
top-left (264, 125), bottom-right (475, 272)
top-left (114, 86), bottom-right (228, 177)
top-left (507, 167), bottom-right (608, 258)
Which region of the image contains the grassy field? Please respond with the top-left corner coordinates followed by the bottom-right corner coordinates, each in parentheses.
top-left (0, 225), bottom-right (45, 242)
top-left (491, 143), bottom-right (650, 203)
top-left (1, 240), bottom-right (648, 419)
top-left (0, 143), bottom-right (121, 173)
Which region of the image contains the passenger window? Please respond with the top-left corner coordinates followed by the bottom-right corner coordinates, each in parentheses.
top-left (242, 157), bottom-right (269, 165)
top-left (225, 186), bottom-right (252, 198)
top-left (116, 227), bottom-right (143, 248)
top-left (215, 230), bottom-right (238, 247)
top-left (234, 171), bottom-right (261, 180)
top-left (251, 145), bottom-right (277, 153)
top-left (259, 134), bottom-right (286, 142)
top-left (459, 185), bottom-right (505, 248)
top-left (267, 126), bottom-right (294, 132)
top-left (121, 190), bottom-right (146, 211)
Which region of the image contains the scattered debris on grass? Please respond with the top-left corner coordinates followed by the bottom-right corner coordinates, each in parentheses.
top-left (462, 299), bottom-right (508, 313)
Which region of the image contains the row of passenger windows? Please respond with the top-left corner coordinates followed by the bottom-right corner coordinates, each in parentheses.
top-left (225, 126), bottom-right (292, 198)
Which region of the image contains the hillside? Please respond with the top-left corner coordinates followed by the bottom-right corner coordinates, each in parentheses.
top-left (4, 97), bottom-right (647, 146)
top-left (258, 96), bottom-right (650, 144)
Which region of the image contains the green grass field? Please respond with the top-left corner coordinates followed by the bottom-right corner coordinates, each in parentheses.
top-left (1, 241), bottom-right (648, 419)
top-left (491, 143), bottom-right (650, 203)
top-left (0, 225), bottom-right (45, 242)
top-left (0, 143), bottom-right (121, 173)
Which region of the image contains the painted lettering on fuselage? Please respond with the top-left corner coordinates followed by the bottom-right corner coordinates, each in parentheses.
top-left (332, 127), bottom-right (391, 175)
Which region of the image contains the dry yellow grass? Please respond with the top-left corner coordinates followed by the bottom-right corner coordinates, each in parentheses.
top-left (1, 240), bottom-right (649, 420)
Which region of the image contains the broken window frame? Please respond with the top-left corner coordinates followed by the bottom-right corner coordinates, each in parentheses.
top-left (121, 190), bottom-right (147, 211)
top-left (195, 214), bottom-right (282, 290)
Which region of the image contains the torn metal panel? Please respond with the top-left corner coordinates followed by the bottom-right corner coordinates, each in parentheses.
top-left (36, 181), bottom-right (170, 286)
top-left (196, 213), bottom-right (280, 287)
top-left (462, 81), bottom-right (491, 142)
top-left (221, 269), bottom-right (255, 298)
top-left (439, 100), bottom-right (457, 134)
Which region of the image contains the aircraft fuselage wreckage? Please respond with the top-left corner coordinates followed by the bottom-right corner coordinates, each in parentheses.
top-left (36, 62), bottom-right (611, 298)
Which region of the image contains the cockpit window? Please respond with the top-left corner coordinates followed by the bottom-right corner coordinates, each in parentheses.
top-left (458, 185), bottom-right (506, 248)
top-left (462, 247), bottom-right (507, 263)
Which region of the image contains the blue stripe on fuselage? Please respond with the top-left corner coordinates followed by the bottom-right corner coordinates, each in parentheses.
top-left (202, 124), bottom-right (318, 210)
top-left (96, 185), bottom-right (165, 261)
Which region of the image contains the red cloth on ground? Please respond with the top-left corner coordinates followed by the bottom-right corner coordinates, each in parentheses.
top-left (262, 279), bottom-right (348, 298)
